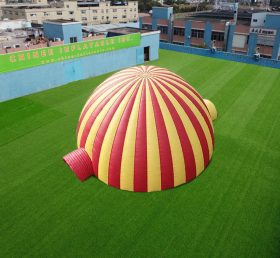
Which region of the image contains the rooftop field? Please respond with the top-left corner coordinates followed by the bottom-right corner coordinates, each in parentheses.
top-left (1, 50), bottom-right (280, 257)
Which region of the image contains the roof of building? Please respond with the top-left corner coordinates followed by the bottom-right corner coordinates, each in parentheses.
top-left (107, 27), bottom-right (152, 35)
top-left (83, 22), bottom-right (139, 33)
top-left (44, 19), bottom-right (80, 24)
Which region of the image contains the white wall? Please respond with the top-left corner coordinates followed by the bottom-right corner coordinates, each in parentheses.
top-left (0, 20), bottom-right (31, 30)
top-left (232, 34), bottom-right (247, 48)
top-left (251, 13), bottom-right (267, 27)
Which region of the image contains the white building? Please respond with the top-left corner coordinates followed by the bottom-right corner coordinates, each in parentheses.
top-left (1, 0), bottom-right (138, 26)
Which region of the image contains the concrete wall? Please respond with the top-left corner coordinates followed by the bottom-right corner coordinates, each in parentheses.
top-left (251, 13), bottom-right (267, 27)
top-left (43, 23), bottom-right (64, 41)
top-left (160, 42), bottom-right (280, 69)
top-left (62, 24), bottom-right (83, 44)
top-left (152, 7), bottom-right (173, 20)
top-left (0, 32), bottom-right (159, 102)
top-left (43, 22), bottom-right (83, 43)
top-left (265, 14), bottom-right (280, 29)
top-left (204, 22), bottom-right (212, 47)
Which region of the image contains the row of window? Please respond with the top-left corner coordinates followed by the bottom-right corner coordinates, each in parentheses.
top-left (80, 8), bottom-right (136, 14)
top-left (143, 24), bottom-right (225, 41)
top-left (3, 10), bottom-right (25, 16)
top-left (3, 8), bottom-right (137, 17)
top-left (157, 27), bottom-right (205, 38)
top-left (29, 12), bottom-right (135, 18)
top-left (82, 15), bottom-right (128, 21)
top-left (31, 11), bottom-right (63, 17)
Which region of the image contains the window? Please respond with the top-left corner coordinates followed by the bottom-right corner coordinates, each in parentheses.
top-left (102, 16), bottom-right (104, 19)
top-left (113, 16), bottom-right (118, 19)
top-left (157, 26), bottom-right (168, 34)
top-left (101, 9), bottom-right (104, 13)
top-left (69, 11), bottom-right (74, 15)
top-left (30, 13), bottom-right (37, 17)
top-left (93, 16), bottom-right (97, 20)
top-left (92, 10), bottom-right (97, 13)
top-left (15, 11), bottom-right (18, 15)
top-left (134, 8), bottom-right (136, 11)
top-left (70, 37), bottom-right (77, 43)
top-left (253, 19), bottom-right (258, 22)
top-left (211, 31), bottom-right (224, 41)
top-left (142, 24), bottom-right (152, 30)
top-left (82, 17), bottom-right (87, 21)
top-left (44, 12), bottom-right (49, 16)
top-left (113, 9), bottom-right (117, 12)
top-left (57, 11), bottom-right (62, 15)
top-left (122, 15), bottom-right (126, 18)
top-left (81, 10), bottom-right (86, 14)
top-left (191, 29), bottom-right (204, 38)
top-left (173, 42), bottom-right (184, 45)
top-left (66, 5), bottom-right (69, 8)
top-left (174, 27), bottom-right (185, 36)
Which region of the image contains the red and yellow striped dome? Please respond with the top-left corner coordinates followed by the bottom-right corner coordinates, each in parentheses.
top-left (64, 65), bottom-right (215, 192)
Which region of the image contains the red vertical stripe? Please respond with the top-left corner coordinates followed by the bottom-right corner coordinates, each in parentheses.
top-left (134, 84), bottom-right (148, 192)
top-left (77, 75), bottom-right (136, 134)
top-left (154, 79), bottom-right (210, 168)
top-left (149, 85), bottom-right (174, 190)
top-left (108, 84), bottom-right (140, 189)
top-left (154, 84), bottom-right (197, 182)
top-left (79, 79), bottom-right (138, 148)
top-left (91, 86), bottom-right (133, 176)
top-left (157, 73), bottom-right (207, 108)
top-left (155, 76), bottom-right (214, 147)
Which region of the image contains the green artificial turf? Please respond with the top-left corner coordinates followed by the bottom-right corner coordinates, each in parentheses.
top-left (1, 50), bottom-right (280, 257)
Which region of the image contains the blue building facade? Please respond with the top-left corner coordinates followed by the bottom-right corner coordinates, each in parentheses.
top-left (43, 20), bottom-right (83, 44)
top-left (140, 7), bottom-right (280, 61)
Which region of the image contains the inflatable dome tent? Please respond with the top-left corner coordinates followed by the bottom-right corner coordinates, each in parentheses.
top-left (63, 66), bottom-right (217, 192)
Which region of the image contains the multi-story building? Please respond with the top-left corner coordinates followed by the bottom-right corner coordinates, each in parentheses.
top-left (140, 7), bottom-right (280, 59)
top-left (0, 0), bottom-right (6, 19)
top-left (1, 0), bottom-right (138, 26)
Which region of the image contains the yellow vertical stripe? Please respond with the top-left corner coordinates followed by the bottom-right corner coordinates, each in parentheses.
top-left (156, 82), bottom-right (205, 176)
top-left (120, 83), bottom-right (143, 191)
top-left (155, 74), bottom-right (213, 123)
top-left (146, 84), bottom-right (161, 192)
top-left (77, 77), bottom-right (138, 147)
top-left (150, 81), bottom-right (186, 187)
top-left (154, 77), bottom-right (214, 158)
top-left (79, 76), bottom-right (121, 116)
top-left (98, 82), bottom-right (139, 184)
top-left (84, 84), bottom-right (132, 159)
top-left (79, 76), bottom-right (137, 122)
